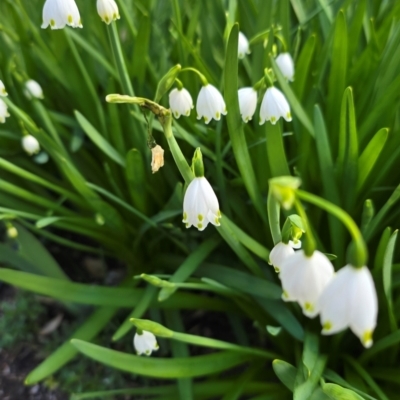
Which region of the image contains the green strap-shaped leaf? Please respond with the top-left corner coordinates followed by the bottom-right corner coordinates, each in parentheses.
top-left (71, 339), bottom-right (254, 379)
top-left (75, 110), bottom-right (125, 167)
top-left (224, 23), bottom-right (267, 222)
top-left (322, 382), bottom-right (365, 400)
top-left (273, 359), bottom-right (297, 391)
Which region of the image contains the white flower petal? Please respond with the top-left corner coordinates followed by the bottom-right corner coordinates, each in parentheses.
top-left (276, 53), bottom-right (295, 81)
top-left (183, 177), bottom-right (220, 231)
top-left (133, 331), bottom-right (159, 356)
top-left (22, 135), bottom-right (40, 155)
top-left (269, 242), bottom-right (294, 273)
top-left (42, 0), bottom-right (82, 30)
top-left (24, 80), bottom-right (44, 99)
top-left (238, 32), bottom-right (250, 59)
top-left (196, 84), bottom-right (227, 124)
top-left (289, 240), bottom-right (301, 249)
top-left (259, 87), bottom-right (291, 125)
top-left (0, 80), bottom-right (7, 97)
top-left (280, 250), bottom-right (334, 318)
top-left (97, 0), bottom-right (120, 24)
top-left (169, 88), bottom-right (193, 118)
top-left (0, 98), bottom-right (10, 123)
top-left (238, 87), bottom-right (257, 123)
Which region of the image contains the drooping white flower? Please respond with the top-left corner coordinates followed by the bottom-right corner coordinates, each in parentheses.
top-left (259, 86), bottom-right (292, 125)
top-left (150, 145), bottom-right (164, 174)
top-left (269, 242), bottom-right (294, 273)
top-left (169, 88), bottom-right (194, 118)
top-left (196, 84), bottom-right (227, 124)
top-left (0, 80), bottom-right (7, 97)
top-left (133, 330), bottom-right (159, 356)
top-left (0, 99), bottom-right (10, 123)
top-left (97, 0), bottom-right (120, 24)
top-left (279, 250), bottom-right (334, 318)
top-left (41, 0), bottom-right (82, 30)
top-left (276, 53), bottom-right (295, 81)
top-left (22, 135), bottom-right (40, 155)
top-left (238, 87), bottom-right (257, 123)
top-left (238, 32), bottom-right (250, 59)
top-left (319, 265), bottom-right (378, 348)
top-left (24, 80), bottom-right (44, 100)
top-left (183, 177), bottom-right (221, 231)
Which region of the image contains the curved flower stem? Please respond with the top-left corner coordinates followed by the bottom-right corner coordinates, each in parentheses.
top-left (294, 198), bottom-right (317, 257)
top-left (296, 189), bottom-right (368, 267)
top-left (180, 67), bottom-right (208, 86)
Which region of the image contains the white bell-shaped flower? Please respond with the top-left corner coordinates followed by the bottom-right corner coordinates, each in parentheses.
top-left (41, 0), bottom-right (82, 30)
top-left (24, 80), bottom-right (44, 100)
top-left (319, 265), bottom-right (378, 348)
top-left (196, 84), bottom-right (227, 124)
top-left (0, 80), bottom-right (7, 97)
top-left (22, 135), bottom-right (40, 155)
top-left (97, 0), bottom-right (120, 24)
top-left (238, 87), bottom-right (257, 123)
top-left (279, 250), bottom-right (334, 318)
top-left (0, 99), bottom-right (10, 123)
top-left (259, 86), bottom-right (292, 125)
top-left (169, 88), bottom-right (194, 118)
top-left (133, 330), bottom-right (159, 356)
top-left (269, 242), bottom-right (294, 273)
top-left (276, 53), bottom-right (295, 82)
top-left (183, 177), bottom-right (221, 231)
top-left (238, 32), bottom-right (251, 59)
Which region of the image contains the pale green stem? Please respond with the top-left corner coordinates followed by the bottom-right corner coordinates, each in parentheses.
top-left (294, 198), bottom-right (317, 257)
top-left (296, 189), bottom-right (368, 267)
top-left (180, 67), bottom-right (208, 85)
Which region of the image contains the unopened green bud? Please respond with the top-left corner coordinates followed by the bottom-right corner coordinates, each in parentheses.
top-left (138, 274), bottom-right (175, 288)
top-left (130, 318), bottom-right (173, 338)
top-left (192, 148), bottom-right (204, 177)
top-left (269, 176), bottom-right (301, 210)
top-left (154, 64), bottom-right (182, 102)
top-left (7, 226), bottom-right (18, 239)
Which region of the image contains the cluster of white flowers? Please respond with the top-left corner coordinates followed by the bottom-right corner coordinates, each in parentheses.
top-left (169, 84), bottom-right (227, 125)
top-left (269, 242), bottom-right (378, 348)
top-left (238, 53), bottom-right (294, 124)
top-left (41, 0), bottom-right (120, 29)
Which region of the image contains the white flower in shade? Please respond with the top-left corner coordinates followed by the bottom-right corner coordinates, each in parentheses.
top-left (196, 84), bottom-right (227, 124)
top-left (238, 87), bottom-right (257, 123)
top-left (319, 265), bottom-right (378, 348)
top-left (97, 0), bottom-right (120, 24)
top-left (238, 32), bottom-right (250, 59)
top-left (22, 135), bottom-right (40, 155)
top-left (269, 242), bottom-right (294, 273)
top-left (151, 145), bottom-right (164, 174)
top-left (0, 99), bottom-right (10, 123)
top-left (41, 0), bottom-right (82, 30)
top-left (183, 177), bottom-right (221, 231)
top-left (24, 80), bottom-right (44, 100)
top-left (169, 88), bottom-right (194, 118)
top-left (279, 250), bottom-right (334, 318)
top-left (276, 53), bottom-right (295, 81)
top-left (259, 86), bottom-right (292, 125)
top-left (0, 80), bottom-right (7, 97)
top-left (133, 330), bottom-right (159, 356)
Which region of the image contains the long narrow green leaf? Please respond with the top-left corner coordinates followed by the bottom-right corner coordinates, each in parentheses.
top-left (71, 339), bottom-right (254, 378)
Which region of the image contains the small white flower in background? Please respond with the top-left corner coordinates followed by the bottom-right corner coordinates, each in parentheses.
top-left (196, 84), bottom-right (227, 124)
top-left (133, 330), bottom-right (159, 356)
top-left (151, 145), bottom-right (164, 174)
top-left (319, 265), bottom-right (378, 348)
top-left (269, 242), bottom-right (294, 273)
top-left (41, 0), bottom-right (82, 30)
top-left (289, 239), bottom-right (301, 249)
top-left (169, 88), bottom-right (194, 118)
top-left (260, 86), bottom-right (292, 125)
top-left (97, 0), bottom-right (120, 24)
top-left (183, 177), bottom-right (221, 231)
top-left (0, 99), bottom-right (10, 123)
top-left (279, 250), bottom-right (334, 318)
top-left (22, 135), bottom-right (40, 155)
top-left (276, 53), bottom-right (295, 82)
top-left (0, 80), bottom-right (7, 97)
top-left (238, 31), bottom-right (250, 59)
top-left (24, 80), bottom-right (44, 100)
top-left (238, 87), bottom-right (257, 123)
